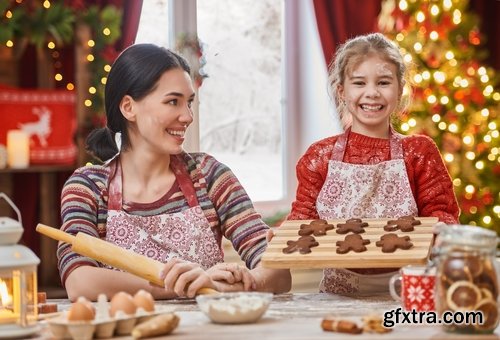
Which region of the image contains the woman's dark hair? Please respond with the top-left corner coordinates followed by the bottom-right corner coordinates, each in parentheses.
top-left (86, 44), bottom-right (191, 162)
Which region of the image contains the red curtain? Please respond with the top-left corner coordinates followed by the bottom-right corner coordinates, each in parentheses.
top-left (312, 0), bottom-right (381, 65)
top-left (13, 0), bottom-right (142, 260)
top-left (470, 0), bottom-right (500, 70)
top-left (116, 0), bottom-right (143, 50)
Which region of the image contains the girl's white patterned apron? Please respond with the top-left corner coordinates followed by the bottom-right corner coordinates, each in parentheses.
top-left (316, 128), bottom-right (418, 294)
top-left (105, 155), bottom-right (224, 271)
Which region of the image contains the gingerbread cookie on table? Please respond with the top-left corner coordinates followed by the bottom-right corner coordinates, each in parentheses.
top-left (282, 235), bottom-right (319, 254)
top-left (336, 218), bottom-right (368, 234)
top-left (298, 219), bottom-right (334, 236)
top-left (384, 215), bottom-right (421, 232)
top-left (336, 234), bottom-right (370, 254)
top-left (375, 233), bottom-right (413, 253)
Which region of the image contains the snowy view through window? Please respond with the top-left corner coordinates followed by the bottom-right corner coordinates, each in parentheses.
top-left (137, 0), bottom-right (283, 202)
top-left (198, 0), bottom-right (283, 202)
top-left (136, 1), bottom-right (169, 47)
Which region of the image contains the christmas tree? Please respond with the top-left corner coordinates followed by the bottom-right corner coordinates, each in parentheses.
top-left (378, 0), bottom-right (500, 233)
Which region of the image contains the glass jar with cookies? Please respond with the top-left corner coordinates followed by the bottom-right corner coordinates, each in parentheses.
top-left (434, 224), bottom-right (499, 334)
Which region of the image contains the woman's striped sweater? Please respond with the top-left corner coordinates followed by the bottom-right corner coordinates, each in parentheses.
top-left (57, 152), bottom-right (268, 285)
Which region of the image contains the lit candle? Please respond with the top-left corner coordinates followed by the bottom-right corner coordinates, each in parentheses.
top-left (6, 130), bottom-right (29, 168)
top-left (0, 309), bottom-right (17, 324)
top-left (0, 280), bottom-right (16, 324)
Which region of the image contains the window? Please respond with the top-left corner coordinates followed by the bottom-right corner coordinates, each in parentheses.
top-left (136, 1), bottom-right (169, 47)
top-left (197, 0), bottom-right (283, 202)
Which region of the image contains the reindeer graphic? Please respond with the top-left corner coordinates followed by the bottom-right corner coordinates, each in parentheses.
top-left (18, 106), bottom-right (52, 147)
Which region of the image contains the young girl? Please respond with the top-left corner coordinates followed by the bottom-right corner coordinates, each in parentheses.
top-left (288, 33), bottom-right (459, 294)
top-left (57, 44), bottom-right (291, 301)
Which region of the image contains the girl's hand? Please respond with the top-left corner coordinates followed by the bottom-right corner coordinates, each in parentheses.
top-left (159, 258), bottom-right (216, 298)
top-left (207, 263), bottom-right (256, 291)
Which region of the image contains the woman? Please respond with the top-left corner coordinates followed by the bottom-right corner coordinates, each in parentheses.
top-left (57, 44), bottom-right (291, 301)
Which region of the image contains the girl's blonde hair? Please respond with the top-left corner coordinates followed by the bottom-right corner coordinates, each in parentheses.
top-left (328, 32), bottom-right (411, 129)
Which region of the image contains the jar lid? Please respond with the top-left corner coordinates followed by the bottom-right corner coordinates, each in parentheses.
top-left (438, 224), bottom-right (498, 249)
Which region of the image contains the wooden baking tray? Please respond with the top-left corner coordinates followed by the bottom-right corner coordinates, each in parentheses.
top-left (261, 217), bottom-right (438, 269)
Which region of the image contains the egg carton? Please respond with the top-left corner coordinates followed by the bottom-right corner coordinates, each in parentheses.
top-left (46, 305), bottom-right (174, 340)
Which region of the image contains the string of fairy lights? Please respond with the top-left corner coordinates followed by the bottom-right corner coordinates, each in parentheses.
top-left (383, 0), bottom-right (500, 227)
top-left (83, 39), bottom-right (113, 110)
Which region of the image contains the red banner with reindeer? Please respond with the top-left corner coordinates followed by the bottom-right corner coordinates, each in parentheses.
top-left (0, 85), bottom-right (77, 165)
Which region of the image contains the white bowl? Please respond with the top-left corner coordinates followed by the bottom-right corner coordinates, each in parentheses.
top-left (196, 292), bottom-right (273, 324)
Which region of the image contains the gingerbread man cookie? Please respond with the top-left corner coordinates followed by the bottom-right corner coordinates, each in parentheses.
top-left (336, 218), bottom-right (368, 234)
top-left (375, 233), bottom-right (413, 253)
top-left (282, 236), bottom-right (319, 254)
top-left (336, 234), bottom-right (370, 254)
top-left (298, 220), bottom-right (334, 236)
top-left (384, 216), bottom-right (422, 232)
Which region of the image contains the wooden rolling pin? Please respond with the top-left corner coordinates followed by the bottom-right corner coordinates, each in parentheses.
top-left (36, 223), bottom-right (217, 295)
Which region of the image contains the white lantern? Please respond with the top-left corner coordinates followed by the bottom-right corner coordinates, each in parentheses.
top-left (0, 193), bottom-right (40, 338)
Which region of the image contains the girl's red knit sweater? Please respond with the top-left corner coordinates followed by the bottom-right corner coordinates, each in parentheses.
top-left (288, 131), bottom-right (460, 224)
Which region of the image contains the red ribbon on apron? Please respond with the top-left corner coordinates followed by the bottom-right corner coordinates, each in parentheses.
top-left (104, 155), bottom-right (224, 270)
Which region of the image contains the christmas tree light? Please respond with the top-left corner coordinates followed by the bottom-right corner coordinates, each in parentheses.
top-left (379, 0), bottom-right (500, 233)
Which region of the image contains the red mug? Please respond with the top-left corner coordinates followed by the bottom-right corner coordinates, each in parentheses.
top-left (389, 265), bottom-right (436, 311)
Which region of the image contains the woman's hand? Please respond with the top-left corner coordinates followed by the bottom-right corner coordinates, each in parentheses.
top-left (207, 263), bottom-right (256, 291)
top-left (159, 258), bottom-right (216, 298)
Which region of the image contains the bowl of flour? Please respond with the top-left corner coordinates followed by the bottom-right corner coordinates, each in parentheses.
top-left (196, 292), bottom-right (273, 324)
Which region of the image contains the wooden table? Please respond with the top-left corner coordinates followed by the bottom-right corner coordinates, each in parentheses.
top-left (36, 293), bottom-right (500, 339)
